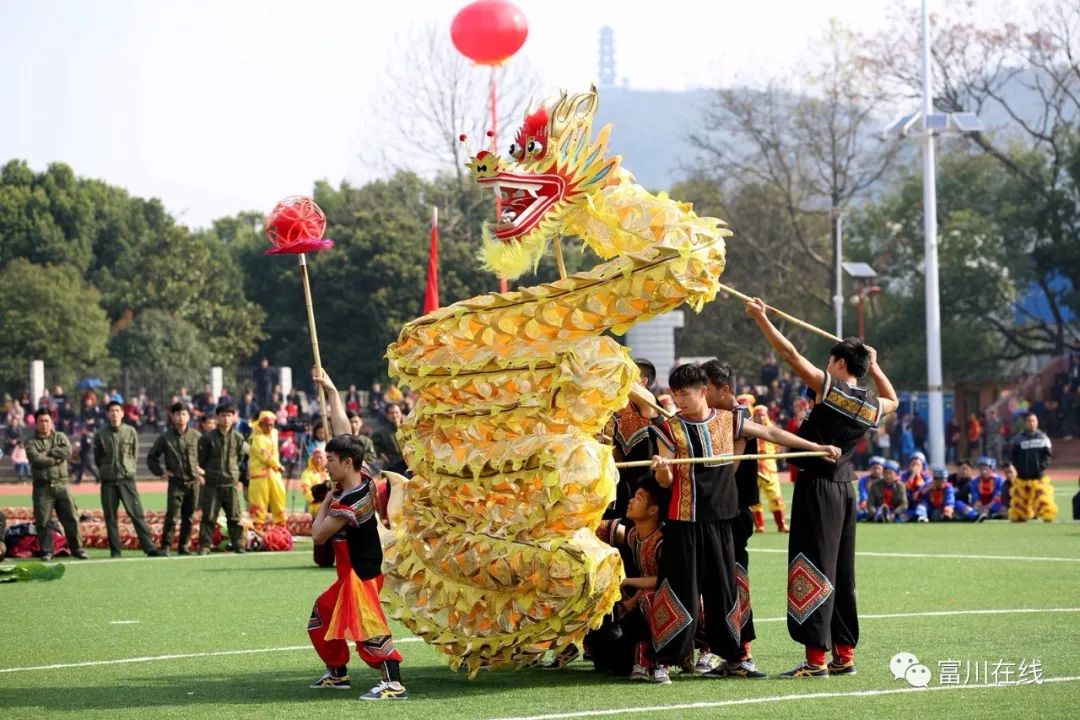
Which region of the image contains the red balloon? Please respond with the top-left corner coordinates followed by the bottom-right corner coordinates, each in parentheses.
top-left (451, 0), bottom-right (528, 66)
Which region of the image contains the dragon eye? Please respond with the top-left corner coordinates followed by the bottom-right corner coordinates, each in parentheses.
top-left (526, 140), bottom-right (544, 156)
top-left (508, 142), bottom-right (524, 161)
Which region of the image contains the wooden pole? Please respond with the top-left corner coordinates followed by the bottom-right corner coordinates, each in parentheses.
top-left (716, 282), bottom-right (842, 343)
top-left (553, 237), bottom-right (567, 280)
top-left (629, 383), bottom-right (675, 420)
top-left (298, 253), bottom-right (331, 439)
top-left (615, 450), bottom-right (830, 469)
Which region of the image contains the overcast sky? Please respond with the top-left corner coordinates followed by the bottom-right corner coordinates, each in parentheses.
top-left (2, 0), bottom-right (922, 227)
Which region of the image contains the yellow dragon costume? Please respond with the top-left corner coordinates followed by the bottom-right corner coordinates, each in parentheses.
top-left (383, 86), bottom-right (730, 676)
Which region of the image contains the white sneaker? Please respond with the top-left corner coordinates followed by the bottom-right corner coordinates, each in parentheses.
top-left (651, 666), bottom-right (672, 684)
top-left (629, 664), bottom-right (649, 681)
top-left (693, 652), bottom-right (721, 674)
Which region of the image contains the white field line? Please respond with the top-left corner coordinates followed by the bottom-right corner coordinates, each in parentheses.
top-left (0, 638), bottom-right (422, 674)
top-left (3, 607), bottom-right (1078, 675)
top-left (26, 546), bottom-right (1080, 568)
top-left (481, 676), bottom-right (1080, 720)
top-left (749, 548), bottom-right (1080, 563)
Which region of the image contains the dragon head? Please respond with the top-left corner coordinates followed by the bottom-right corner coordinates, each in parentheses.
top-left (468, 86), bottom-right (620, 280)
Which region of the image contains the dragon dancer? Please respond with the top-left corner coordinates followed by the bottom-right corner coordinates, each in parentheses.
top-left (307, 369), bottom-right (406, 701)
top-left (746, 298), bottom-right (898, 678)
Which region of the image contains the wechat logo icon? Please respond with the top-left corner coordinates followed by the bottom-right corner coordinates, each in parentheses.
top-left (890, 652), bottom-right (932, 688)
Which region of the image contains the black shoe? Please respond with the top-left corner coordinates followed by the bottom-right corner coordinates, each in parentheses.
top-left (74, 550), bottom-right (90, 560)
top-left (707, 660), bottom-right (768, 679)
top-left (777, 662), bottom-right (829, 679)
top-left (197, 548), bottom-right (210, 556)
top-left (543, 645), bottom-right (580, 669)
top-left (310, 671), bottom-right (351, 689)
top-left (41, 552), bottom-right (54, 562)
top-left (110, 552), bottom-right (122, 559)
top-left (827, 659), bottom-right (857, 675)
top-left (146, 550), bottom-right (164, 557)
top-left (234, 548), bottom-right (247, 555)
top-left (359, 681), bottom-right (408, 700)
top-left (158, 548), bottom-right (170, 557)
top-left (178, 549), bottom-right (193, 556)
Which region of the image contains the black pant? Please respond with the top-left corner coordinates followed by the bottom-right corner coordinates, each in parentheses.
top-left (654, 519), bottom-right (742, 666)
top-left (162, 481), bottom-right (200, 551)
top-left (199, 484), bottom-right (243, 551)
top-left (786, 478), bottom-right (859, 651)
top-left (101, 481), bottom-right (157, 555)
top-left (74, 455), bottom-right (99, 484)
top-left (32, 484), bottom-right (83, 554)
top-left (732, 508), bottom-right (756, 648)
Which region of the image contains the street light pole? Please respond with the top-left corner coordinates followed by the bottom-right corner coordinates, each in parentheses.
top-left (833, 210), bottom-right (844, 339)
top-left (921, 0), bottom-right (945, 468)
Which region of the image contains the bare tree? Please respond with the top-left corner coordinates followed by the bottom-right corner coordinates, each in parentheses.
top-left (366, 22), bottom-right (541, 190)
top-left (689, 20), bottom-right (900, 314)
top-left (867, 0), bottom-right (1080, 356)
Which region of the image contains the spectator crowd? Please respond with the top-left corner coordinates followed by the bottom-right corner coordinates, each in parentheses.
top-left (0, 359), bottom-right (418, 560)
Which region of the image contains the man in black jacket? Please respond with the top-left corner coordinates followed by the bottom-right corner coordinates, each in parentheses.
top-left (1008, 412), bottom-right (1057, 522)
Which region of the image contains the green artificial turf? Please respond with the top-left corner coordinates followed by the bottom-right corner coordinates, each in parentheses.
top-left (1, 499), bottom-right (1078, 719)
top-left (2, 472), bottom-right (1080, 720)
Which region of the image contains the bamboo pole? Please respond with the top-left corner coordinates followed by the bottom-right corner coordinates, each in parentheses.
top-left (629, 383), bottom-right (675, 419)
top-left (717, 282), bottom-right (842, 343)
top-left (553, 237), bottom-right (567, 280)
top-left (298, 253), bottom-right (331, 439)
top-left (615, 450), bottom-right (830, 469)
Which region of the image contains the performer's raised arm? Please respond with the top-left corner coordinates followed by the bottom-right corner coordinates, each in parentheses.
top-left (744, 297), bottom-right (826, 396)
top-left (312, 368), bottom-right (350, 437)
top-left (864, 345), bottom-right (899, 416)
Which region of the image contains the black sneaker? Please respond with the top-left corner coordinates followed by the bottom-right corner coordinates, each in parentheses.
top-left (197, 548), bottom-right (210, 556)
top-left (827, 659), bottom-right (857, 675)
top-left (359, 681), bottom-right (408, 700)
top-left (41, 552), bottom-right (53, 562)
top-left (74, 550), bottom-right (90, 560)
top-left (310, 671), bottom-right (351, 689)
top-left (178, 549), bottom-right (193, 556)
top-left (146, 550), bottom-right (164, 557)
top-left (110, 552), bottom-right (122, 559)
top-left (707, 660), bottom-right (768, 679)
top-left (777, 662), bottom-right (828, 679)
top-left (158, 548), bottom-right (170, 557)
top-left (543, 644), bottom-right (580, 669)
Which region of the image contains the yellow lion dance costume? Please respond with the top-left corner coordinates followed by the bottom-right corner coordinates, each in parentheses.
top-left (383, 87), bottom-right (730, 676)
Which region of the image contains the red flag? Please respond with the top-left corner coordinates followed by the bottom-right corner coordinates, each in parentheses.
top-left (423, 206), bottom-right (440, 314)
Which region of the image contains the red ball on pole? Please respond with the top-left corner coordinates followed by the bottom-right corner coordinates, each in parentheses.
top-left (264, 196), bottom-right (334, 255)
top-left (451, 0), bottom-right (528, 66)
